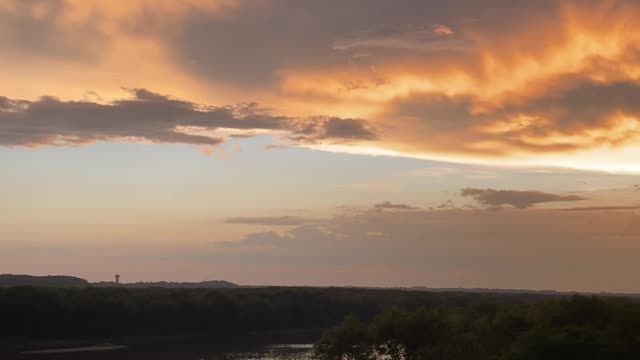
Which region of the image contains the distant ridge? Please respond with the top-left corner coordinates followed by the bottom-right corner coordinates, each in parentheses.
top-left (2, 275), bottom-right (636, 296)
top-left (0, 274), bottom-right (89, 287)
top-left (0, 274), bottom-right (239, 288)
top-left (93, 280), bottom-right (239, 288)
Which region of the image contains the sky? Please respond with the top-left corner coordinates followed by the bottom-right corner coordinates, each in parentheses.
top-left (2, 0), bottom-right (640, 292)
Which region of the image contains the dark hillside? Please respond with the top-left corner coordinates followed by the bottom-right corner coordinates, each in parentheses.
top-left (0, 274), bottom-right (89, 288)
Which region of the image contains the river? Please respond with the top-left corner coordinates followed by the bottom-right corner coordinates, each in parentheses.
top-left (7, 332), bottom-right (318, 360)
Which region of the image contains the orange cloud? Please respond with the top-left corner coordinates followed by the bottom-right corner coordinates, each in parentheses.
top-left (276, 2), bottom-right (640, 170)
top-left (3, 1), bottom-right (640, 171)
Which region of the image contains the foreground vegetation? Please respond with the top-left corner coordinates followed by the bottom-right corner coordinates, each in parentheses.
top-left (314, 295), bottom-right (640, 360)
top-left (6, 285), bottom-right (638, 358)
top-left (0, 286), bottom-right (548, 341)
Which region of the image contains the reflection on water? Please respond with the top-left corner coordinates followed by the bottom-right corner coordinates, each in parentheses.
top-left (224, 343), bottom-right (313, 359)
top-left (14, 343), bottom-right (314, 360)
top-left (9, 332), bottom-right (318, 360)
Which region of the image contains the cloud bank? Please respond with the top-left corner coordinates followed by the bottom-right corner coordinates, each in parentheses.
top-left (3, 1), bottom-right (640, 170)
top-left (0, 89), bottom-right (376, 148)
top-left (212, 205), bottom-right (640, 291)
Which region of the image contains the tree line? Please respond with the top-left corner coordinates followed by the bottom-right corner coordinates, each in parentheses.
top-left (314, 295), bottom-right (640, 360)
top-left (0, 286), bottom-right (550, 341)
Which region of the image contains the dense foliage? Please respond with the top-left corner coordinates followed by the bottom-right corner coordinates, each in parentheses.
top-left (0, 286), bottom-right (549, 341)
top-left (314, 295), bottom-right (640, 360)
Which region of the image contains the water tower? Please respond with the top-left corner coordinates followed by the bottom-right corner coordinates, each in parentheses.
top-left (115, 274), bottom-right (120, 284)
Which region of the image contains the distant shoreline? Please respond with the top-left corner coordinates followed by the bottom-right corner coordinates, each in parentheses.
top-left (0, 274), bottom-right (239, 289)
top-left (21, 344), bottom-right (128, 354)
top-left (2, 274), bottom-right (640, 295)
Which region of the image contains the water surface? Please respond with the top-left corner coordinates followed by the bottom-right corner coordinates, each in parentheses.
top-left (11, 332), bottom-right (317, 360)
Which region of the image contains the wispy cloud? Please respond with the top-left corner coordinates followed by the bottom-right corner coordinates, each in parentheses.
top-left (559, 205), bottom-right (640, 212)
top-left (225, 216), bottom-right (324, 226)
top-left (461, 188), bottom-right (588, 209)
top-left (205, 204), bottom-right (640, 290)
top-left (373, 201), bottom-right (419, 211)
top-left (433, 24), bottom-right (455, 36)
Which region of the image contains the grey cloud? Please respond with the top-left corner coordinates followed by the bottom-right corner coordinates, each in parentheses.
top-left (373, 201), bottom-right (419, 211)
top-left (510, 79), bottom-right (640, 132)
top-left (0, 0), bottom-right (104, 59)
top-left (0, 89), bottom-right (377, 147)
top-left (461, 188), bottom-right (588, 208)
top-left (322, 118), bottom-right (377, 140)
top-left (225, 216), bottom-right (324, 226)
top-left (289, 117), bottom-right (377, 143)
top-left (171, 0), bottom-right (559, 88)
top-left (1, 0), bottom-right (560, 88)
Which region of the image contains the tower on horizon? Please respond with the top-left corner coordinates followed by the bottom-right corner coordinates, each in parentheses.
top-left (115, 274), bottom-right (120, 284)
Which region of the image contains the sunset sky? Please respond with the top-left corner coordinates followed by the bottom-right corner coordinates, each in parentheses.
top-left (3, 0), bottom-right (640, 292)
